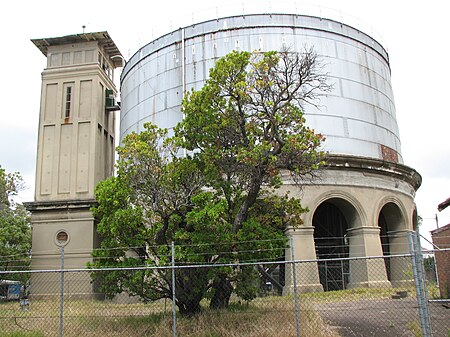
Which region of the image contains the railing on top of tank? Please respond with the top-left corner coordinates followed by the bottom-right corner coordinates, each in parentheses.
top-left (123, 0), bottom-right (387, 76)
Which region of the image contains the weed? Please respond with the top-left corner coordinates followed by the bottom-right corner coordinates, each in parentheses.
top-left (427, 283), bottom-right (440, 299)
top-left (406, 321), bottom-right (422, 337)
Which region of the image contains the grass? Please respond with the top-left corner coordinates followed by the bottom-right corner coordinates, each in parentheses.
top-left (427, 283), bottom-right (440, 299)
top-left (406, 321), bottom-right (422, 337)
top-left (300, 285), bottom-right (414, 302)
top-left (0, 286), bottom-right (425, 336)
top-left (2, 286), bottom-right (435, 337)
top-left (0, 333), bottom-right (45, 337)
top-left (0, 295), bottom-right (339, 337)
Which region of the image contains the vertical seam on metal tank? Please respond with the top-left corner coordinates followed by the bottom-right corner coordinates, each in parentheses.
top-left (182, 28), bottom-right (186, 98)
top-left (334, 39), bottom-right (339, 59)
top-left (343, 118), bottom-right (349, 137)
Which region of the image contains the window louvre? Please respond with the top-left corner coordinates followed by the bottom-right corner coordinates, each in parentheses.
top-left (63, 83), bottom-right (74, 118)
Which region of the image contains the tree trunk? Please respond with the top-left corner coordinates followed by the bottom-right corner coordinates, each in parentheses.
top-left (175, 268), bottom-right (209, 316)
top-left (177, 298), bottom-right (202, 317)
top-left (232, 174), bottom-right (263, 232)
top-left (210, 275), bottom-right (233, 309)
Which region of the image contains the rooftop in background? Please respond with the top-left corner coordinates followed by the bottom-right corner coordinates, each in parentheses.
top-left (430, 222), bottom-right (450, 236)
top-left (438, 197), bottom-right (450, 212)
top-left (31, 31), bottom-right (123, 68)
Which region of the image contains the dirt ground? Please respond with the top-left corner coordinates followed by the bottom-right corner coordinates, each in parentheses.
top-left (314, 298), bottom-right (450, 337)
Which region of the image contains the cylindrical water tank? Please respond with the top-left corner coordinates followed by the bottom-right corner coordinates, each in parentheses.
top-left (120, 14), bottom-right (402, 163)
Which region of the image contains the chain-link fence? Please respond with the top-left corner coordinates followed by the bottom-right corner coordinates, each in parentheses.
top-left (1, 232), bottom-right (449, 337)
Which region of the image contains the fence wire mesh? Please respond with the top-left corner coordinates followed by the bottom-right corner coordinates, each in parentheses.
top-left (1, 236), bottom-right (449, 336)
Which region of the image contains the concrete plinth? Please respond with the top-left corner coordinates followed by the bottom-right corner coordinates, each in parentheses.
top-left (283, 226), bottom-right (323, 294)
top-left (347, 226), bottom-right (391, 288)
top-left (387, 230), bottom-right (414, 287)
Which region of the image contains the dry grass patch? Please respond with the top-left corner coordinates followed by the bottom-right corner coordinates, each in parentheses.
top-left (0, 295), bottom-right (339, 337)
top-left (300, 286), bottom-right (416, 303)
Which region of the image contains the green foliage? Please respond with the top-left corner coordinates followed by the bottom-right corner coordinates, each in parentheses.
top-left (235, 266), bottom-right (260, 302)
top-left (0, 166), bottom-right (31, 282)
top-left (176, 48), bottom-right (328, 232)
top-left (91, 49), bottom-right (329, 316)
top-left (0, 167), bottom-right (24, 210)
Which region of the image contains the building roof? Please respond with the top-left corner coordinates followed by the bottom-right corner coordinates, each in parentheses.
top-left (438, 197), bottom-right (450, 212)
top-left (430, 222), bottom-right (450, 236)
top-left (31, 31), bottom-right (123, 68)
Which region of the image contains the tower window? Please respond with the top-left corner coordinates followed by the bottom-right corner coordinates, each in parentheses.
top-left (63, 83), bottom-right (74, 118)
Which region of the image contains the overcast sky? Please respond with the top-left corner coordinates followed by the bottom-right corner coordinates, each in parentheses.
top-left (1, 0), bottom-right (449, 245)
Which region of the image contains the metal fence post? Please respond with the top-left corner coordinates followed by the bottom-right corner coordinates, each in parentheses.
top-left (290, 237), bottom-right (301, 337)
top-left (59, 246), bottom-right (65, 337)
top-left (171, 241), bottom-right (177, 337)
top-left (413, 231), bottom-right (433, 336)
top-left (408, 231), bottom-right (433, 337)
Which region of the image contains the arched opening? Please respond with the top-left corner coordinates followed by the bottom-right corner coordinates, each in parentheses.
top-left (378, 203), bottom-right (404, 281)
top-left (313, 198), bottom-right (359, 291)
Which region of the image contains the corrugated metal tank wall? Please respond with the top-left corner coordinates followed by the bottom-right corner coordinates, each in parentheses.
top-left (120, 14), bottom-right (402, 163)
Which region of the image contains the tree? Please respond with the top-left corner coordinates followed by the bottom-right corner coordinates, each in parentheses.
top-left (177, 48), bottom-right (328, 231)
top-left (91, 48), bottom-right (330, 316)
top-left (175, 49), bottom-right (330, 307)
top-left (0, 166), bottom-right (31, 282)
top-left (91, 125), bottom-right (290, 315)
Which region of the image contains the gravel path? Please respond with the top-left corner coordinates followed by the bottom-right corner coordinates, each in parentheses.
top-left (314, 297), bottom-right (450, 337)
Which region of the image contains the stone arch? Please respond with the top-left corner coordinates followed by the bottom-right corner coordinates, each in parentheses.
top-left (376, 197), bottom-right (409, 285)
top-left (307, 190), bottom-right (368, 229)
top-left (376, 197), bottom-right (409, 256)
top-left (311, 192), bottom-right (366, 291)
top-left (375, 196), bottom-right (409, 232)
